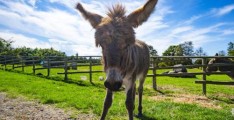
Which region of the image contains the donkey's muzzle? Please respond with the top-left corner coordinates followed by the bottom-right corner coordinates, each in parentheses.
top-left (104, 81), bottom-right (122, 91)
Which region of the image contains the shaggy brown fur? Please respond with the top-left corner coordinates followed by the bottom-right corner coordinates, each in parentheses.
top-left (76, 0), bottom-right (158, 119)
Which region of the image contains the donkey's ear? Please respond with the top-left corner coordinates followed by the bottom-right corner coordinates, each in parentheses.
top-left (76, 3), bottom-right (103, 28)
top-left (127, 0), bottom-right (158, 28)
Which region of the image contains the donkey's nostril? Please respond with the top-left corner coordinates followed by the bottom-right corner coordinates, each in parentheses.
top-left (114, 82), bottom-right (122, 91)
top-left (104, 81), bottom-right (111, 89)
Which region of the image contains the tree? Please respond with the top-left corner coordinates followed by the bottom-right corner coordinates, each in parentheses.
top-left (162, 45), bottom-right (190, 66)
top-left (163, 41), bottom-right (194, 56)
top-left (162, 42), bottom-right (194, 66)
top-left (228, 42), bottom-right (234, 51)
top-left (148, 45), bottom-right (158, 56)
top-left (0, 37), bottom-right (14, 55)
top-left (227, 42), bottom-right (234, 56)
top-left (179, 41), bottom-right (194, 65)
top-left (218, 50), bottom-right (226, 56)
top-left (162, 45), bottom-right (179, 56)
top-left (27, 47), bottom-right (66, 58)
top-left (194, 47), bottom-right (207, 67)
top-left (0, 37), bottom-right (66, 57)
top-left (14, 47), bottom-right (34, 56)
top-left (179, 41), bottom-right (194, 56)
top-left (194, 47), bottom-right (207, 56)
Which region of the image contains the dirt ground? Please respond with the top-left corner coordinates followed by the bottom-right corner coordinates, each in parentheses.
top-left (149, 94), bottom-right (223, 109)
top-left (0, 93), bottom-right (96, 120)
top-left (1, 92), bottom-right (232, 120)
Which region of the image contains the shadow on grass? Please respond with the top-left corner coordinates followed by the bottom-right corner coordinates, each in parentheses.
top-left (208, 96), bottom-right (234, 104)
top-left (43, 99), bottom-right (63, 104)
top-left (136, 114), bottom-right (156, 120)
top-left (155, 89), bottom-right (165, 95)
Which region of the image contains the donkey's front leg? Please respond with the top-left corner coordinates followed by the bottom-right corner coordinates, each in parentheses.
top-left (100, 89), bottom-right (113, 120)
top-left (125, 84), bottom-right (135, 120)
top-left (137, 78), bottom-right (145, 117)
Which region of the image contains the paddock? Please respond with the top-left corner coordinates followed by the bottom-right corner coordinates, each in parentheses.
top-left (1, 55), bottom-right (234, 119)
top-left (1, 55), bottom-right (234, 95)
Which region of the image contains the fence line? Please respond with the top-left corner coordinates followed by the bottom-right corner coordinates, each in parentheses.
top-left (0, 55), bottom-right (234, 95)
top-left (151, 56), bottom-right (234, 95)
top-left (0, 56), bottom-right (103, 83)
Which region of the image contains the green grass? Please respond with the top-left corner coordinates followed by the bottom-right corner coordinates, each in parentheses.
top-left (2, 64), bottom-right (105, 84)
top-left (0, 66), bottom-right (234, 120)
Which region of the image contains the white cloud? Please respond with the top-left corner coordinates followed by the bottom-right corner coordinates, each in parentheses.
top-left (0, 31), bottom-right (50, 49)
top-left (220, 29), bottom-right (234, 35)
top-left (172, 23), bottom-right (225, 47)
top-left (146, 21), bottom-right (231, 55)
top-left (48, 0), bottom-right (79, 8)
top-left (0, 0), bottom-right (100, 55)
top-left (0, 31), bottom-right (101, 56)
top-left (0, 0), bottom-right (172, 56)
top-left (214, 4), bottom-right (234, 16)
top-left (171, 26), bottom-right (193, 35)
top-left (28, 0), bottom-right (37, 7)
top-left (0, 0), bottom-right (233, 56)
top-left (147, 38), bottom-right (173, 55)
top-left (183, 15), bottom-right (204, 25)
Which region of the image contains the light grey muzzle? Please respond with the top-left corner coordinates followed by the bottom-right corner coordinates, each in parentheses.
top-left (104, 68), bottom-right (123, 91)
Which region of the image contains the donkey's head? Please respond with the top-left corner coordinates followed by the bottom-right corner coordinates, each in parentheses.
top-left (76, 0), bottom-right (158, 91)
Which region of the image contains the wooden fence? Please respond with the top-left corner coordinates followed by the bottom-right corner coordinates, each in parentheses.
top-left (0, 55), bottom-right (234, 95)
top-left (150, 56), bottom-right (234, 95)
top-left (0, 56), bottom-right (102, 84)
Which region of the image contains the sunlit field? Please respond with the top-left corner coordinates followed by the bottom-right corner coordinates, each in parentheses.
top-left (0, 64), bottom-right (233, 120)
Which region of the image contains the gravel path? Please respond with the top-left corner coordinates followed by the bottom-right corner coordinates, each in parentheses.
top-left (0, 93), bottom-right (96, 120)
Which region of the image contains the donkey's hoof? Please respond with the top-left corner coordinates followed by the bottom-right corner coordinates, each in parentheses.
top-left (135, 113), bottom-right (143, 118)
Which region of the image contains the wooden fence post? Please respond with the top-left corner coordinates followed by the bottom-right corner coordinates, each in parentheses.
top-left (4, 56), bottom-right (6, 70)
top-left (47, 57), bottom-right (50, 77)
top-left (21, 57), bottom-right (24, 72)
top-left (89, 56), bottom-right (93, 84)
top-left (32, 57), bottom-right (35, 75)
top-left (64, 57), bottom-right (68, 81)
top-left (152, 58), bottom-right (157, 90)
top-left (202, 58), bottom-right (207, 95)
top-left (12, 56), bottom-right (15, 70)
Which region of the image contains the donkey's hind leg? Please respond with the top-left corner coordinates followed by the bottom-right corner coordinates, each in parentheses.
top-left (137, 75), bottom-right (146, 118)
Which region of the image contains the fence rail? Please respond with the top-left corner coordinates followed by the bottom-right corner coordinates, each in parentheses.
top-left (0, 55), bottom-right (234, 95)
top-left (151, 56), bottom-right (234, 95)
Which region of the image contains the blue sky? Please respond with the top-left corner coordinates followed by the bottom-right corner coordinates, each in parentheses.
top-left (0, 0), bottom-right (233, 56)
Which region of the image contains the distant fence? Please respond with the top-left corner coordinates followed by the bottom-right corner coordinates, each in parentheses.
top-left (0, 55), bottom-right (102, 84)
top-left (0, 55), bottom-right (234, 95)
top-left (150, 56), bottom-right (234, 95)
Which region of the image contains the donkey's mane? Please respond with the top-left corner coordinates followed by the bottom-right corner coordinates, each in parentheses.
top-left (107, 4), bottom-right (126, 18)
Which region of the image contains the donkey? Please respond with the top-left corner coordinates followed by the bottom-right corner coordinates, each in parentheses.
top-left (76, 0), bottom-right (158, 119)
top-left (206, 53), bottom-right (234, 80)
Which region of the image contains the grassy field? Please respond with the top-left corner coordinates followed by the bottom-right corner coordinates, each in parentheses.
top-left (0, 65), bottom-right (234, 120)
